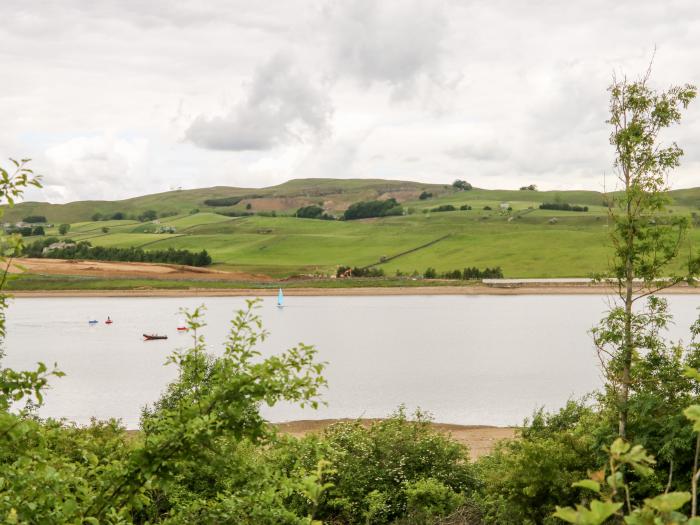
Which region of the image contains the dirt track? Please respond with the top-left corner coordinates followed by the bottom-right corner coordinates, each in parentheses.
top-left (275, 419), bottom-right (517, 460)
top-left (10, 258), bottom-right (270, 282)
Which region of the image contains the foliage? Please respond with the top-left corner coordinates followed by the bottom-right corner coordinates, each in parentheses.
top-left (431, 205), bottom-right (457, 213)
top-left (343, 198), bottom-right (403, 220)
top-left (335, 265), bottom-right (385, 278)
top-left (604, 68), bottom-right (697, 437)
top-left (271, 408), bottom-right (476, 524)
top-left (452, 180), bottom-right (472, 191)
top-left (58, 223), bottom-right (70, 235)
top-left (203, 196), bottom-right (242, 207)
top-left (539, 202), bottom-right (589, 212)
top-left (24, 240), bottom-right (213, 266)
top-left (295, 205), bottom-right (333, 220)
top-left (419, 191), bottom-right (433, 200)
top-left (22, 215), bottom-right (46, 223)
top-left (520, 185), bottom-right (537, 191)
top-left (137, 210), bottom-right (157, 222)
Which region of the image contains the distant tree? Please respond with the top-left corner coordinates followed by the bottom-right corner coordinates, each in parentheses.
top-left (58, 224), bottom-right (70, 235)
top-left (91, 213), bottom-right (102, 221)
top-left (295, 205), bottom-right (324, 219)
top-left (203, 197), bottom-right (241, 207)
top-left (138, 210), bottom-right (157, 222)
top-left (31, 226), bottom-right (44, 236)
top-left (418, 191), bottom-right (433, 200)
top-left (189, 208), bottom-right (200, 215)
top-left (18, 227), bottom-right (32, 236)
top-left (459, 204), bottom-right (472, 210)
top-left (343, 198), bottom-right (403, 220)
top-left (452, 180), bottom-right (472, 191)
top-left (431, 205), bottom-right (457, 213)
top-left (245, 203), bottom-right (252, 210)
top-left (519, 184), bottom-right (538, 191)
top-left (22, 215), bottom-right (46, 223)
top-left (111, 212), bottom-right (125, 220)
top-left (483, 205), bottom-right (492, 211)
top-left (101, 227), bottom-right (109, 233)
top-left (424, 267), bottom-right (437, 279)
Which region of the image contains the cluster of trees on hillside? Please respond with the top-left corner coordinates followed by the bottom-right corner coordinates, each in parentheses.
top-left (423, 266), bottom-right (504, 279)
top-left (91, 210), bottom-right (174, 222)
top-left (203, 196), bottom-right (242, 207)
top-left (24, 238), bottom-right (212, 266)
top-left (295, 205), bottom-right (334, 220)
top-left (22, 215), bottom-right (47, 223)
top-left (342, 198), bottom-right (403, 220)
top-left (519, 184), bottom-right (537, 191)
top-left (452, 179), bottom-right (472, 191)
top-left (5, 225), bottom-right (44, 236)
top-left (336, 265), bottom-right (385, 278)
top-left (539, 202), bottom-right (589, 212)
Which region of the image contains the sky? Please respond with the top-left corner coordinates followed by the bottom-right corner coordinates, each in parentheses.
top-left (2, 0), bottom-right (700, 203)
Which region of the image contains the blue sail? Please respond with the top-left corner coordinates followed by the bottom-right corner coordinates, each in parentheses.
top-left (277, 288), bottom-right (284, 307)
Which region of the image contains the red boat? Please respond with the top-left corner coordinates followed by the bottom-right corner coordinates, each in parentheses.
top-left (176, 326), bottom-right (188, 331)
top-left (143, 334), bottom-right (168, 340)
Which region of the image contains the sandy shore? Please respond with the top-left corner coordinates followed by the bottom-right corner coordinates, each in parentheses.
top-left (275, 419), bottom-right (517, 460)
top-left (10, 284), bottom-right (700, 297)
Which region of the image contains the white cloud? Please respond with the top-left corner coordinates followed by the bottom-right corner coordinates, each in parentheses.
top-left (42, 136), bottom-right (150, 201)
top-left (185, 54), bottom-right (332, 151)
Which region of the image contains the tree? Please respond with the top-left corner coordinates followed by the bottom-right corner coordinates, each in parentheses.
top-left (419, 191), bottom-right (432, 200)
top-left (58, 224), bottom-right (70, 235)
top-left (452, 180), bottom-right (472, 191)
top-left (602, 67), bottom-right (696, 438)
top-left (101, 226), bottom-right (109, 233)
top-left (31, 226), bottom-right (44, 236)
top-left (138, 209), bottom-right (157, 222)
top-left (91, 212), bottom-right (102, 221)
top-left (22, 215), bottom-right (46, 223)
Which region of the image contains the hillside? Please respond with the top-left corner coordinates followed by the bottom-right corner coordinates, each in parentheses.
top-left (7, 178), bottom-right (700, 282)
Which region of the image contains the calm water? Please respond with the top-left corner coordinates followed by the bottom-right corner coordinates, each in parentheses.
top-left (2, 295), bottom-right (699, 428)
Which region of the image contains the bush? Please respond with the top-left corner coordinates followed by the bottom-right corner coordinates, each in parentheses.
top-left (111, 212), bottom-right (125, 220)
top-left (31, 226), bottom-right (45, 236)
top-left (459, 204), bottom-right (472, 210)
top-left (431, 205), bottom-right (457, 213)
top-left (272, 409), bottom-right (476, 524)
top-left (539, 203), bottom-right (588, 212)
top-left (343, 198), bottom-right (403, 220)
top-left (519, 184), bottom-right (537, 191)
top-left (58, 224), bottom-right (70, 235)
top-left (419, 191), bottom-right (433, 200)
top-left (203, 196), bottom-right (242, 207)
top-left (424, 267), bottom-right (437, 279)
top-left (295, 205), bottom-right (324, 219)
top-left (22, 215), bottom-right (46, 223)
top-left (137, 210), bottom-right (157, 222)
top-left (483, 206), bottom-right (492, 211)
top-left (452, 180), bottom-right (472, 191)
top-left (336, 266), bottom-right (385, 278)
top-left (25, 240), bottom-right (213, 266)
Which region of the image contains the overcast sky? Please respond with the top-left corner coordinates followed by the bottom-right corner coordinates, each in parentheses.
top-left (2, 0), bottom-right (700, 202)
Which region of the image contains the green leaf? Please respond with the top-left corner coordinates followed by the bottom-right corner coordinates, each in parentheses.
top-left (573, 479), bottom-right (601, 493)
top-left (643, 491), bottom-right (691, 512)
top-left (685, 405), bottom-right (700, 432)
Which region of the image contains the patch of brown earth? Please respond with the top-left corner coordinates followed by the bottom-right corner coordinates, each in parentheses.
top-left (10, 258), bottom-right (271, 282)
top-left (275, 419), bottom-right (517, 460)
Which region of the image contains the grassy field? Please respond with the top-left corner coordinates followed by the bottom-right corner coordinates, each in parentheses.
top-left (9, 178), bottom-right (700, 281)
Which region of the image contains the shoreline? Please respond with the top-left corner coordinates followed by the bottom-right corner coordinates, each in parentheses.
top-left (8, 284), bottom-right (700, 298)
top-left (274, 419), bottom-right (517, 460)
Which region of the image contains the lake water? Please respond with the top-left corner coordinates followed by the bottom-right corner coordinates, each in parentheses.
top-left (2, 294), bottom-right (699, 428)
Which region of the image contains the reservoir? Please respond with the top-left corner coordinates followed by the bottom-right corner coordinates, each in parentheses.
top-left (3, 294), bottom-right (699, 428)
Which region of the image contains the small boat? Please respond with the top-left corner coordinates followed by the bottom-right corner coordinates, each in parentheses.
top-left (176, 326), bottom-right (188, 331)
top-left (88, 320), bottom-right (98, 324)
top-left (105, 317), bottom-right (113, 325)
top-left (277, 288), bottom-right (284, 308)
top-left (143, 334), bottom-right (168, 341)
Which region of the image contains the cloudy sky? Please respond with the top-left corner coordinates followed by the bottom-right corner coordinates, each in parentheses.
top-left (2, 0), bottom-right (700, 202)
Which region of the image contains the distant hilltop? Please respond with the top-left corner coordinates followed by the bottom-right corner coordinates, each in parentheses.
top-left (2, 177), bottom-right (700, 224)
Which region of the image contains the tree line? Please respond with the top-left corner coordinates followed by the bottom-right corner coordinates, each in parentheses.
top-left (539, 202), bottom-right (589, 212)
top-left (24, 238), bottom-right (212, 266)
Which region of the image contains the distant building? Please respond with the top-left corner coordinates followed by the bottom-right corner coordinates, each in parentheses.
top-left (43, 241), bottom-right (76, 254)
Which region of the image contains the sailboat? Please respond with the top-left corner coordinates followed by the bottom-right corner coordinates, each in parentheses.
top-left (277, 288), bottom-right (284, 308)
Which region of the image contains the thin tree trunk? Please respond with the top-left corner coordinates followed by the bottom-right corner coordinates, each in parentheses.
top-left (619, 179), bottom-right (634, 439)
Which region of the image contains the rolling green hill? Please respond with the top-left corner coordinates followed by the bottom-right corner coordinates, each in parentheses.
top-left (9, 178), bottom-right (700, 280)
